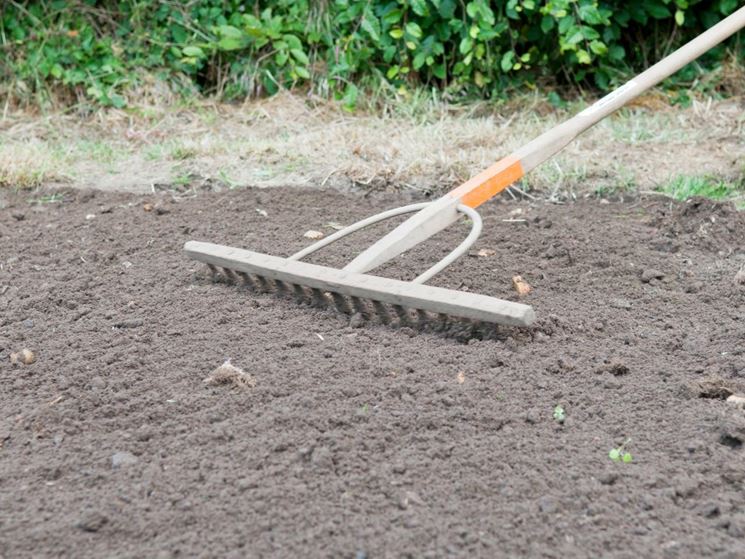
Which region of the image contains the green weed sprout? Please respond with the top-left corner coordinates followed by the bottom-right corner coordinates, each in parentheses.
top-left (553, 405), bottom-right (566, 424)
top-left (609, 438), bottom-right (633, 463)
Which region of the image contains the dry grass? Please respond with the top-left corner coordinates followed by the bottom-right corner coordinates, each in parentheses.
top-left (1, 91), bottom-right (743, 199)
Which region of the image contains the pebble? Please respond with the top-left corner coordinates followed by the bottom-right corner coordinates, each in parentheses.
top-left (538, 496), bottom-right (558, 513)
top-left (640, 268), bottom-right (665, 283)
top-left (22, 319), bottom-right (34, 329)
top-left (609, 298), bottom-right (632, 310)
top-left (735, 268), bottom-right (745, 286)
top-left (310, 446), bottom-right (333, 469)
top-left (75, 512), bottom-right (108, 532)
top-left (113, 318), bottom-right (143, 329)
top-left (726, 394), bottom-right (745, 410)
top-left (112, 451), bottom-right (138, 468)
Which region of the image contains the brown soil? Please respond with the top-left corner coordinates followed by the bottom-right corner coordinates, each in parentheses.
top-left (1, 186), bottom-right (744, 558)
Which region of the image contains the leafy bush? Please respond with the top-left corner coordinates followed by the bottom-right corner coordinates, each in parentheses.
top-left (1, 1), bottom-right (741, 108)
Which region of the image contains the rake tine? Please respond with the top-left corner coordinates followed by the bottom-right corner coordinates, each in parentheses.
top-left (372, 300), bottom-right (392, 325)
top-left (392, 304), bottom-right (411, 327)
top-left (206, 263), bottom-right (219, 281)
top-left (274, 279), bottom-right (290, 297)
top-left (237, 271), bottom-right (256, 291)
top-left (330, 292), bottom-right (352, 314)
top-left (415, 309), bottom-right (430, 330)
top-left (436, 312), bottom-right (450, 332)
top-left (310, 288), bottom-right (328, 308)
top-left (292, 284), bottom-right (309, 303)
top-left (222, 268), bottom-right (237, 285)
top-left (255, 275), bottom-right (272, 293)
top-left (350, 296), bottom-right (369, 319)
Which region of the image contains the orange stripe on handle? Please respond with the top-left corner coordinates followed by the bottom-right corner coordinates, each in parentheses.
top-left (447, 155), bottom-right (524, 208)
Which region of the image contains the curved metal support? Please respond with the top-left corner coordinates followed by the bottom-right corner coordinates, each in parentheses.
top-left (288, 202), bottom-right (431, 262)
top-left (412, 204), bottom-right (482, 284)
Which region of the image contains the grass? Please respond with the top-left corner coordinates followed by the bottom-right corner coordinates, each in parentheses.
top-left (659, 175), bottom-right (745, 208)
top-left (0, 90), bottom-right (743, 203)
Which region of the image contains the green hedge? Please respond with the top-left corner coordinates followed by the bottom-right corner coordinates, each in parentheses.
top-left (1, 1), bottom-right (741, 108)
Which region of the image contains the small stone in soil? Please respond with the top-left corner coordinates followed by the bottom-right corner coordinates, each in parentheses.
top-left (75, 512), bottom-right (109, 532)
top-left (609, 298), bottom-right (632, 310)
top-left (640, 268), bottom-right (665, 283)
top-left (112, 451), bottom-right (138, 468)
top-left (726, 394), bottom-right (745, 409)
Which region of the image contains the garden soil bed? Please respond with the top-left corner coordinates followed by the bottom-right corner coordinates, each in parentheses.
top-left (1, 185), bottom-right (744, 558)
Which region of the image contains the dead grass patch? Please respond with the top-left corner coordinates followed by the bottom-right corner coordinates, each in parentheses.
top-left (1, 91), bottom-right (743, 198)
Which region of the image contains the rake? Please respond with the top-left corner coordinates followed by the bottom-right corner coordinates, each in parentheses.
top-left (185, 7), bottom-right (745, 331)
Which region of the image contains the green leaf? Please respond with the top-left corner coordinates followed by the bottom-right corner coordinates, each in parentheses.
top-left (589, 40), bottom-right (607, 56)
top-left (405, 22), bottom-right (423, 39)
top-left (500, 51), bottom-right (514, 73)
top-left (361, 16), bottom-right (381, 43)
top-left (182, 46), bottom-right (205, 58)
top-left (389, 28), bottom-right (404, 39)
top-left (341, 83), bottom-right (358, 112)
top-left (609, 448), bottom-right (621, 462)
top-left (437, 0), bottom-right (456, 19)
top-left (294, 66), bottom-right (310, 79)
top-left (622, 452), bottom-right (633, 463)
top-left (217, 36), bottom-right (245, 51)
top-left (646, 2), bottom-right (671, 19)
top-left (413, 52), bottom-right (426, 70)
top-left (386, 65), bottom-right (400, 79)
top-left (675, 10), bottom-right (685, 26)
top-left (290, 48), bottom-right (309, 65)
top-left (410, 0), bottom-right (429, 17)
top-left (608, 44), bottom-right (625, 61)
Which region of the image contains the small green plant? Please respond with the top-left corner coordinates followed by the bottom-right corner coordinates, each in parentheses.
top-left (660, 174), bottom-right (744, 207)
top-left (29, 193), bottom-right (64, 204)
top-left (553, 404), bottom-right (566, 424)
top-left (609, 438), bottom-right (633, 463)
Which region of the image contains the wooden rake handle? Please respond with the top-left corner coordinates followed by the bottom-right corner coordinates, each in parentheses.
top-left (449, 5), bottom-right (745, 209)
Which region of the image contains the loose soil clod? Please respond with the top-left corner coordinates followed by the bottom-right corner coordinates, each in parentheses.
top-left (9, 348), bottom-right (35, 365)
top-left (203, 359), bottom-right (256, 389)
top-left (511, 275), bottom-right (532, 297)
